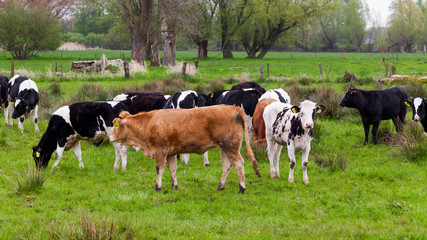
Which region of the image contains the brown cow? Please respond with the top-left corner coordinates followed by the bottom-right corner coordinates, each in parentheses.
top-left (253, 98), bottom-right (277, 144)
top-left (109, 105), bottom-right (261, 193)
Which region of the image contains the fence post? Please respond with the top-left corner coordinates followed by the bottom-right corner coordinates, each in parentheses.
top-left (391, 65), bottom-right (396, 76)
top-left (326, 65), bottom-right (332, 80)
top-left (55, 61), bottom-right (58, 74)
top-left (319, 64), bottom-right (323, 77)
top-left (260, 66), bottom-right (264, 80)
top-left (61, 64), bottom-right (63, 81)
top-left (10, 57), bottom-right (14, 78)
top-left (194, 60), bottom-right (199, 70)
top-left (267, 63), bottom-right (270, 77)
top-left (182, 62), bottom-right (187, 76)
top-left (124, 61), bottom-right (130, 79)
top-left (385, 63), bottom-right (389, 78)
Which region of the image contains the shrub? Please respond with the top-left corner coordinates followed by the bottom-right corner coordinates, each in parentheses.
top-left (404, 81), bottom-right (426, 98)
top-left (49, 82), bottom-right (62, 96)
top-left (298, 74), bottom-right (313, 86)
top-left (377, 120), bottom-right (396, 145)
top-left (72, 84), bottom-right (112, 102)
top-left (394, 121), bottom-right (427, 162)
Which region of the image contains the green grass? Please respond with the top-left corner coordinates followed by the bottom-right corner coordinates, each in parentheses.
top-left (0, 50), bottom-right (426, 239)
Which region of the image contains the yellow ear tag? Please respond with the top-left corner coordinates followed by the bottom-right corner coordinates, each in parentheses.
top-left (36, 152), bottom-right (40, 158)
top-left (292, 108), bottom-right (297, 113)
top-left (350, 91), bottom-right (353, 95)
top-left (10, 101), bottom-right (14, 105)
top-left (317, 108), bottom-right (322, 113)
top-left (114, 121), bottom-right (120, 127)
top-left (26, 106), bottom-right (28, 109)
top-left (405, 102), bottom-right (411, 107)
top-left (210, 92), bottom-right (214, 98)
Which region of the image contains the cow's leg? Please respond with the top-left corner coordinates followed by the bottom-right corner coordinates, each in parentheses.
top-left (273, 143), bottom-right (283, 178)
top-left (392, 116), bottom-right (404, 133)
top-left (224, 150), bottom-right (246, 193)
top-left (52, 146), bottom-right (65, 169)
top-left (72, 141), bottom-right (84, 168)
top-left (4, 105), bottom-right (9, 126)
top-left (246, 115), bottom-right (254, 142)
top-left (120, 145), bottom-right (128, 170)
top-left (154, 153), bottom-right (167, 191)
top-left (32, 105), bottom-right (39, 132)
top-left (363, 123), bottom-right (370, 144)
top-left (167, 155), bottom-right (178, 189)
top-left (218, 149), bottom-right (232, 191)
top-left (372, 121), bottom-right (380, 144)
top-left (5, 104), bottom-right (13, 126)
top-left (182, 154), bottom-right (190, 165)
top-left (287, 144), bottom-right (296, 183)
top-left (112, 142), bottom-right (122, 170)
top-left (203, 152), bottom-right (210, 166)
top-left (267, 139), bottom-right (277, 178)
top-left (301, 145), bottom-right (311, 185)
top-left (18, 116), bottom-right (25, 134)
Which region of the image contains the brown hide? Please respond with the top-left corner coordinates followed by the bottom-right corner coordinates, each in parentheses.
top-left (253, 98), bottom-right (277, 144)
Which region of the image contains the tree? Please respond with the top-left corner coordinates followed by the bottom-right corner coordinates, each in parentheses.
top-left (0, 0), bottom-right (78, 19)
top-left (0, 1), bottom-right (61, 60)
top-left (342, 0), bottom-right (366, 52)
top-left (388, 0), bottom-right (423, 52)
top-left (73, 3), bottom-right (115, 35)
top-left (318, 0), bottom-right (343, 51)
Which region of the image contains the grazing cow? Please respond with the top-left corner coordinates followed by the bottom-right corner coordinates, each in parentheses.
top-left (32, 101), bottom-right (128, 170)
top-left (0, 75), bottom-right (9, 121)
top-left (217, 89), bottom-right (262, 141)
top-left (230, 81), bottom-right (266, 95)
top-left (253, 98), bottom-right (277, 144)
top-left (198, 90), bottom-right (227, 107)
top-left (340, 86), bottom-right (408, 144)
top-left (110, 105), bottom-right (261, 193)
top-left (406, 97), bottom-right (427, 136)
top-left (164, 90), bottom-right (210, 166)
top-left (264, 101), bottom-right (325, 183)
top-left (6, 75), bottom-right (39, 133)
top-left (259, 89), bottom-right (291, 104)
top-left (112, 92), bottom-right (167, 114)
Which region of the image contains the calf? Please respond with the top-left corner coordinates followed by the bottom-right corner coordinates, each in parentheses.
top-left (259, 89), bottom-right (291, 104)
top-left (264, 101), bottom-right (325, 183)
top-left (112, 92), bottom-right (167, 114)
top-left (110, 105), bottom-right (261, 193)
top-left (198, 90), bottom-right (227, 107)
top-left (217, 89), bottom-right (262, 141)
top-left (0, 75), bottom-right (9, 122)
top-left (340, 86), bottom-right (408, 144)
top-left (253, 98), bottom-right (277, 144)
top-left (6, 75), bottom-right (39, 133)
top-left (406, 97), bottom-right (426, 136)
top-left (164, 90), bottom-right (209, 166)
top-left (32, 101), bottom-right (128, 170)
top-left (230, 81), bottom-right (266, 95)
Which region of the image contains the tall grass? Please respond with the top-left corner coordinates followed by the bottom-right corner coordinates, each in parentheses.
top-left (394, 121), bottom-right (427, 162)
top-left (3, 163), bottom-right (49, 194)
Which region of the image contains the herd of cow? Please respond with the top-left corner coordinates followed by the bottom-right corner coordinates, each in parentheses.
top-left (0, 74), bottom-right (426, 193)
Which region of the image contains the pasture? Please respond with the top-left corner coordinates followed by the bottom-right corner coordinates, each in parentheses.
top-left (0, 50), bottom-right (426, 239)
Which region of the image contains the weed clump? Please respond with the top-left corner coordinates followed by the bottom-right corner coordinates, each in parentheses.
top-left (3, 163), bottom-right (49, 194)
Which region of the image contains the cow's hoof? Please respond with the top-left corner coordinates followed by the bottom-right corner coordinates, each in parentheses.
top-left (79, 164), bottom-right (84, 168)
top-left (113, 166), bottom-right (119, 170)
top-left (204, 164), bottom-right (210, 167)
top-left (172, 184), bottom-right (178, 189)
top-left (217, 183), bottom-right (225, 191)
top-left (303, 180), bottom-right (309, 185)
top-left (155, 184), bottom-right (161, 192)
top-left (238, 184), bottom-right (245, 194)
top-left (288, 178), bottom-right (294, 183)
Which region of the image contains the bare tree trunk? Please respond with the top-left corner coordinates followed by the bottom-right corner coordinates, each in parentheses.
top-left (150, 42), bottom-right (160, 66)
top-left (197, 40), bottom-right (208, 58)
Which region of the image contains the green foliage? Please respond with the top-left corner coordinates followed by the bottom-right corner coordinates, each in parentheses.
top-left (73, 4), bottom-right (114, 36)
top-left (0, 2), bottom-right (61, 60)
top-left (62, 32), bottom-right (86, 44)
top-left (84, 33), bottom-right (105, 48)
top-left (3, 164), bottom-right (49, 194)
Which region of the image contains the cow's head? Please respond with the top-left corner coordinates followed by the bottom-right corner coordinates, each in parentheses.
top-left (294, 100), bottom-right (326, 129)
top-left (405, 97), bottom-right (425, 122)
top-left (12, 99), bottom-right (29, 118)
top-left (110, 111), bottom-right (131, 144)
top-left (340, 86), bottom-right (360, 108)
top-left (32, 145), bottom-right (49, 168)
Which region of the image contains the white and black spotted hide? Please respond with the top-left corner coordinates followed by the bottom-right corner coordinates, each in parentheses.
top-left (259, 89), bottom-right (291, 104)
top-left (406, 97), bottom-right (427, 136)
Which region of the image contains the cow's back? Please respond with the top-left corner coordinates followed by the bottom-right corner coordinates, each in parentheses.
top-left (369, 87), bottom-right (408, 120)
top-left (253, 98), bottom-right (277, 144)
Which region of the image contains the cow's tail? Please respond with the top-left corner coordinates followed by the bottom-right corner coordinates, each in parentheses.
top-left (237, 109), bottom-right (261, 177)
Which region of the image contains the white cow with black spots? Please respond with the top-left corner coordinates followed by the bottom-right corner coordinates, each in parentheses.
top-left (263, 100), bottom-right (325, 183)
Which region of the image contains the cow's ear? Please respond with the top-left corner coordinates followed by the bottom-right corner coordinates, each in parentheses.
top-left (113, 118), bottom-right (126, 127)
top-left (118, 111), bottom-right (131, 119)
top-left (316, 105), bottom-right (326, 113)
top-left (291, 106), bottom-right (301, 113)
top-left (404, 101), bottom-right (412, 107)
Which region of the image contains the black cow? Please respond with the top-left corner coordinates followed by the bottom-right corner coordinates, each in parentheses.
top-left (406, 97), bottom-right (426, 136)
top-left (216, 89), bottom-right (262, 140)
top-left (230, 81), bottom-right (266, 95)
top-left (112, 92), bottom-right (167, 114)
top-left (32, 101), bottom-right (128, 170)
top-left (6, 75), bottom-right (39, 133)
top-left (0, 75), bottom-right (9, 123)
top-left (340, 86), bottom-right (408, 144)
top-left (198, 90), bottom-right (227, 107)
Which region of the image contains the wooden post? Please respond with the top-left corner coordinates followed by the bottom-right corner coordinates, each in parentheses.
top-left (55, 61), bottom-right (57, 73)
top-left (267, 63), bottom-right (270, 77)
top-left (385, 63), bottom-right (389, 77)
top-left (260, 66), bottom-right (264, 80)
top-left (124, 61), bottom-right (130, 79)
top-left (123, 54), bottom-right (126, 62)
top-left (10, 57), bottom-right (14, 78)
top-left (194, 60), bottom-right (198, 70)
top-left (319, 64), bottom-right (323, 77)
top-left (391, 65), bottom-right (396, 76)
top-left (182, 62), bottom-right (187, 76)
top-left (326, 65), bottom-right (332, 80)
top-left (61, 64), bottom-right (63, 81)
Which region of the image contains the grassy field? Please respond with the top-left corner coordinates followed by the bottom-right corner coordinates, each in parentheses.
top-left (0, 50), bottom-right (426, 239)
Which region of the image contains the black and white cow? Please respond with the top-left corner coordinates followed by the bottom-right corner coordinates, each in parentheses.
top-left (32, 101), bottom-right (128, 170)
top-left (230, 81), bottom-right (266, 95)
top-left (0, 75), bottom-right (9, 123)
top-left (198, 90), bottom-right (227, 107)
top-left (163, 90), bottom-right (209, 166)
top-left (264, 101), bottom-right (325, 183)
top-left (216, 89), bottom-right (262, 140)
top-left (259, 88), bottom-right (291, 103)
top-left (340, 86), bottom-right (408, 144)
top-left (406, 97), bottom-right (426, 136)
top-left (112, 92), bottom-right (167, 114)
top-left (6, 75), bottom-right (39, 133)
